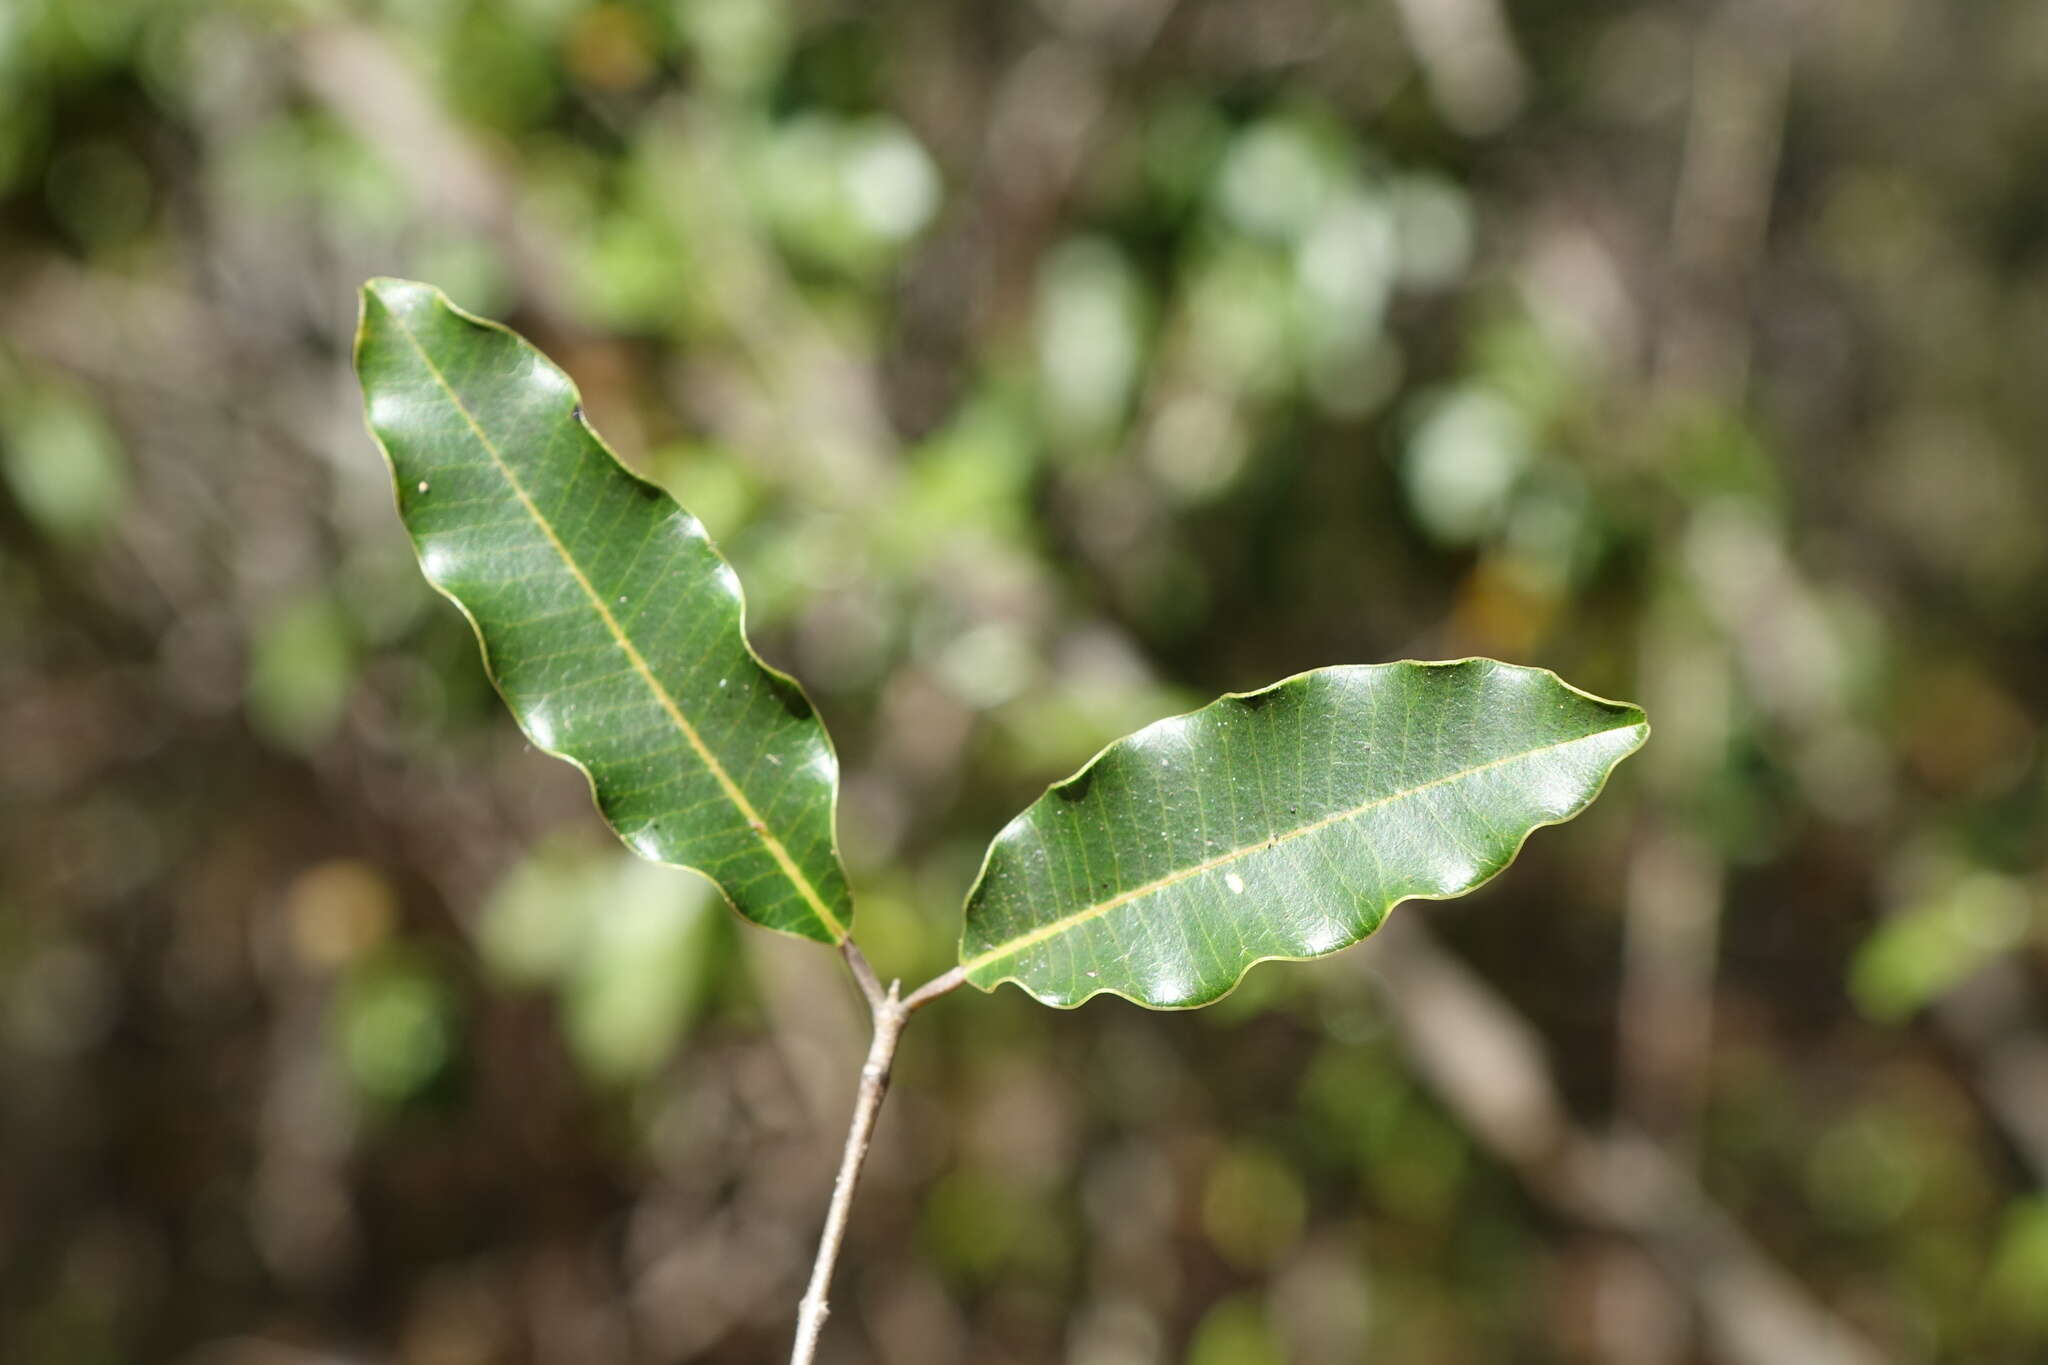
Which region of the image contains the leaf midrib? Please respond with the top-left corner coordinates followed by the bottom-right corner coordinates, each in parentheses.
top-left (962, 722), bottom-right (1641, 974)
top-left (382, 303), bottom-right (848, 942)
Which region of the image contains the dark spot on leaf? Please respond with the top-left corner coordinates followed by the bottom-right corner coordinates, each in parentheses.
top-left (1236, 690), bottom-right (1277, 711)
top-left (760, 671), bottom-right (815, 721)
top-left (570, 405), bottom-right (584, 422)
top-left (1055, 770), bottom-right (1095, 802)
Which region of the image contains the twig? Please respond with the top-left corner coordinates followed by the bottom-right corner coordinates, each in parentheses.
top-left (903, 965), bottom-right (969, 1013)
top-left (788, 984), bottom-right (904, 1365)
top-left (790, 952), bottom-right (966, 1365)
top-left (841, 939), bottom-right (889, 1013)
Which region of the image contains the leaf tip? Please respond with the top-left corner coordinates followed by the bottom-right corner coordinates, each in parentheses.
top-left (359, 276), bottom-right (445, 325)
top-left (361, 274), bottom-right (429, 299)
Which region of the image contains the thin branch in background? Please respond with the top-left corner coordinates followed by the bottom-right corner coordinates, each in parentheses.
top-left (295, 24), bottom-right (902, 506)
top-left (1363, 916), bottom-right (1888, 1365)
top-left (1605, 825), bottom-right (1723, 1364)
top-left (1388, 0), bottom-right (1529, 135)
top-left (1933, 959), bottom-right (2048, 1188)
top-left (294, 24), bottom-right (576, 326)
top-left (1656, 3), bottom-right (1792, 396)
top-left (1618, 828), bottom-right (1723, 1166)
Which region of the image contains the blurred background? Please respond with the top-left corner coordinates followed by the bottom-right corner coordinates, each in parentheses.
top-left (4, 0), bottom-right (2048, 1361)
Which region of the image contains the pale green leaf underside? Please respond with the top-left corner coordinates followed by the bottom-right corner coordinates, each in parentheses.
top-left (959, 660), bottom-right (1647, 1008)
top-left (355, 278), bottom-right (851, 944)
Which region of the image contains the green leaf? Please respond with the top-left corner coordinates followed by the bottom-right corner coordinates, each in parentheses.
top-left (354, 278), bottom-right (852, 944)
top-left (959, 659), bottom-right (1646, 1007)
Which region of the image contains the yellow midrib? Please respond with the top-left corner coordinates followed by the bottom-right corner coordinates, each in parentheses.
top-left (961, 724), bottom-right (1640, 974)
top-left (383, 304), bottom-right (848, 942)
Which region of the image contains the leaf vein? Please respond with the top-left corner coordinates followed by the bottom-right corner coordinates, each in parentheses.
top-left (962, 724), bottom-right (1640, 974)
top-left (380, 304), bottom-right (848, 943)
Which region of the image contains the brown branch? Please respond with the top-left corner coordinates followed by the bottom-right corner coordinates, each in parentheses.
top-left (789, 957), bottom-right (967, 1365)
top-left (789, 981), bottom-right (905, 1365)
top-left (903, 965), bottom-right (969, 1014)
top-left (841, 939), bottom-right (889, 1014)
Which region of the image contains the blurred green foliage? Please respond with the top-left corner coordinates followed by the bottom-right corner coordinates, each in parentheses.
top-left (479, 839), bottom-right (723, 1085)
top-left (2, 0), bottom-right (2046, 1361)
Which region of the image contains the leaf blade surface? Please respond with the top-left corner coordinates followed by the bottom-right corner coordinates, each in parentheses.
top-left (960, 659), bottom-right (1645, 1006)
top-left (355, 278), bottom-right (851, 943)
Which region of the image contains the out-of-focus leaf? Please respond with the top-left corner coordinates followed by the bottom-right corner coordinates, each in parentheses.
top-left (1989, 1197), bottom-right (2048, 1333)
top-left (959, 660), bottom-right (1647, 1008)
top-left (1036, 238), bottom-right (1148, 441)
top-left (246, 592), bottom-right (357, 752)
top-left (678, 0), bottom-right (790, 93)
top-left (1213, 118), bottom-right (1339, 242)
top-left (1183, 239), bottom-right (1293, 395)
top-left (1803, 1109), bottom-right (1923, 1231)
top-left (1389, 174), bottom-right (1474, 287)
top-left (1187, 1295), bottom-right (1286, 1365)
top-left (1849, 870), bottom-right (2033, 1022)
top-left (476, 837), bottom-right (618, 988)
top-left (480, 839), bottom-right (721, 1085)
top-left (750, 113), bottom-right (941, 274)
top-left (355, 279), bottom-right (852, 944)
top-left (0, 385), bottom-right (127, 542)
top-left (1402, 387), bottom-right (1532, 545)
top-left (1295, 188), bottom-right (1397, 347)
top-left (338, 952), bottom-right (457, 1105)
top-left (562, 857), bottom-right (719, 1084)
top-left (921, 1167), bottom-right (1030, 1283)
top-left (1202, 1144), bottom-right (1306, 1269)
top-left (45, 136), bottom-right (152, 248)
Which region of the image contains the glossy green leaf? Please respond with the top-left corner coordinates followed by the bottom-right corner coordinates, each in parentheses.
top-left (959, 659), bottom-right (1646, 1007)
top-left (354, 278), bottom-right (851, 944)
